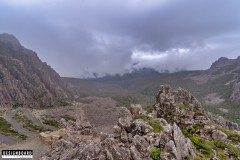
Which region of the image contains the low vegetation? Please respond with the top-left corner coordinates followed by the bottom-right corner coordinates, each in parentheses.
top-left (215, 125), bottom-right (240, 144)
top-left (42, 116), bottom-right (59, 128)
top-left (149, 147), bottom-right (161, 160)
top-left (0, 117), bottom-right (26, 140)
top-left (134, 114), bottom-right (163, 133)
top-left (190, 136), bottom-right (240, 159)
top-left (13, 111), bottom-right (51, 132)
top-left (182, 122), bottom-right (240, 159)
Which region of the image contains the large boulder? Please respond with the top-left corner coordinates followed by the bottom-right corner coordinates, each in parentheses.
top-left (118, 107), bottom-right (133, 130)
top-left (211, 130), bottom-right (227, 142)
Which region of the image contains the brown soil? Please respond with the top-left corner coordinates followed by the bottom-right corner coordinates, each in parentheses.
top-left (80, 96), bottom-right (119, 133)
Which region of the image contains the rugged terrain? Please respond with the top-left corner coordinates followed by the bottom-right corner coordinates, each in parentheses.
top-left (40, 85), bottom-right (240, 160)
top-left (0, 33), bottom-right (70, 108)
top-left (63, 57), bottom-right (240, 125)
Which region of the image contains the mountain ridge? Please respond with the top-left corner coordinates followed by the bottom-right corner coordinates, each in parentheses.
top-left (0, 33), bottom-right (71, 107)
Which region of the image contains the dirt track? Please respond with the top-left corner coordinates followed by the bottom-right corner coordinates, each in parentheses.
top-left (5, 109), bottom-right (37, 138)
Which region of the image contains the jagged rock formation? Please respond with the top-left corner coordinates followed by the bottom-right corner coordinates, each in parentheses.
top-left (155, 85), bottom-right (239, 131)
top-left (41, 107), bottom-right (196, 160)
top-left (0, 33), bottom-right (70, 107)
top-left (41, 85), bottom-right (240, 160)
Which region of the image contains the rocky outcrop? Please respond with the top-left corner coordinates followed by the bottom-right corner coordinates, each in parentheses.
top-left (0, 33), bottom-right (71, 107)
top-left (155, 85), bottom-right (206, 128)
top-left (41, 105), bottom-right (197, 160)
top-left (155, 85), bottom-right (239, 131)
top-left (207, 113), bottom-right (239, 131)
top-left (41, 85), bottom-right (240, 160)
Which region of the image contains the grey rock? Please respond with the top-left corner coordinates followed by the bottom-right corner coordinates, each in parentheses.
top-left (211, 130), bottom-right (227, 142)
top-left (133, 135), bottom-right (149, 153)
top-left (120, 130), bottom-right (128, 142)
top-left (130, 104), bottom-right (143, 115)
top-left (130, 145), bottom-right (142, 160)
top-left (111, 146), bottom-right (131, 160)
top-left (132, 119), bottom-right (153, 135)
top-left (161, 140), bottom-right (179, 160)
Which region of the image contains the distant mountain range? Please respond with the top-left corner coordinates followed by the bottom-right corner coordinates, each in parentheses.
top-left (63, 56), bottom-right (240, 125)
top-left (0, 33), bottom-right (71, 107)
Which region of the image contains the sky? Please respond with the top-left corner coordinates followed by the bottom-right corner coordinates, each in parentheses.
top-left (0, 0), bottom-right (240, 78)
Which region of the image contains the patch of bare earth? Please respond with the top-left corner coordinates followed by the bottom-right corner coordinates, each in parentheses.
top-left (1, 137), bottom-right (50, 160)
top-left (32, 103), bottom-right (83, 121)
top-left (219, 108), bottom-right (229, 113)
top-left (80, 96), bottom-right (119, 133)
top-left (190, 74), bottom-right (210, 85)
top-left (202, 93), bottom-right (225, 105)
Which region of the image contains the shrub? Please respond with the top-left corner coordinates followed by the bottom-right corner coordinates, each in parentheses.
top-left (228, 145), bottom-right (240, 157)
top-left (179, 103), bottom-right (188, 109)
top-left (190, 136), bottom-right (214, 156)
top-left (149, 147), bottom-right (161, 160)
top-left (42, 117), bottom-right (59, 128)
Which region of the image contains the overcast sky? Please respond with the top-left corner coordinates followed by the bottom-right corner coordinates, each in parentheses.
top-left (0, 0), bottom-right (240, 77)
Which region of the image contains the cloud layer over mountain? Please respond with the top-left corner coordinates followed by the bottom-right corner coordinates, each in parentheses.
top-left (1, 0), bottom-right (240, 77)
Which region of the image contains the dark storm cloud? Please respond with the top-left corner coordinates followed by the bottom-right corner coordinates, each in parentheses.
top-left (0, 0), bottom-right (240, 77)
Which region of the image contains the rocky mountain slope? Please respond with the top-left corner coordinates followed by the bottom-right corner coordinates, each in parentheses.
top-left (40, 85), bottom-right (240, 160)
top-left (0, 33), bottom-right (70, 107)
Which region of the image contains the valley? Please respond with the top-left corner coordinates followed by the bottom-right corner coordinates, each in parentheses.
top-left (0, 33), bottom-right (240, 159)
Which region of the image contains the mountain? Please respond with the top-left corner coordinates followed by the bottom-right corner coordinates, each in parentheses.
top-left (63, 57), bottom-right (240, 125)
top-left (0, 33), bottom-right (70, 107)
top-left (41, 85), bottom-right (240, 160)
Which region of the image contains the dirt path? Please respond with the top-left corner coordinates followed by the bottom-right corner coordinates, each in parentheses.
top-left (0, 137), bottom-right (50, 160)
top-left (20, 108), bottom-right (56, 130)
top-left (5, 109), bottom-right (37, 138)
top-left (0, 133), bottom-right (22, 146)
top-left (79, 104), bottom-right (86, 122)
top-left (73, 102), bottom-right (86, 122)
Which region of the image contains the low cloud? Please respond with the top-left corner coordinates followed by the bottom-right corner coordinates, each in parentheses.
top-left (0, 0), bottom-right (240, 77)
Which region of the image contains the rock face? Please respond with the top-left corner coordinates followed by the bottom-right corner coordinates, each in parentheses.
top-left (0, 33), bottom-right (70, 107)
top-left (155, 85), bottom-right (205, 128)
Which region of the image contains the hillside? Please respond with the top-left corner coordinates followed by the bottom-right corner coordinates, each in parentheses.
top-left (0, 33), bottom-right (71, 107)
top-left (63, 57), bottom-right (240, 125)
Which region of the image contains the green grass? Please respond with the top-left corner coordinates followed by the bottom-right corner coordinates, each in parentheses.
top-left (190, 136), bottom-right (214, 157)
top-left (190, 136), bottom-right (240, 159)
top-left (42, 116), bottom-right (59, 128)
top-left (179, 103), bottom-right (188, 109)
top-left (134, 114), bottom-right (163, 133)
top-left (0, 117), bottom-right (27, 140)
top-left (13, 111), bottom-right (51, 132)
top-left (149, 147), bottom-right (161, 160)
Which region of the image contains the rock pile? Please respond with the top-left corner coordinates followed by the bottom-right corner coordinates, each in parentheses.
top-left (41, 106), bottom-right (196, 160)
